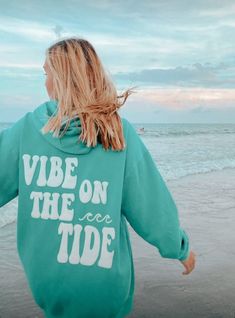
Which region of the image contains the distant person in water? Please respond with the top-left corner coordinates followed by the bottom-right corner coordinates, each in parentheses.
top-left (0, 36), bottom-right (196, 318)
top-left (136, 127), bottom-right (145, 135)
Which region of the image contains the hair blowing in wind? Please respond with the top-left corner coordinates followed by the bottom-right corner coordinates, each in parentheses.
top-left (42, 37), bottom-right (137, 151)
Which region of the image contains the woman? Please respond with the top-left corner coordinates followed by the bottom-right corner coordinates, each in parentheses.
top-left (0, 37), bottom-right (195, 318)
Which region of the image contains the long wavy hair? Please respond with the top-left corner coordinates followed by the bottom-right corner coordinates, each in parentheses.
top-left (41, 36), bottom-right (137, 151)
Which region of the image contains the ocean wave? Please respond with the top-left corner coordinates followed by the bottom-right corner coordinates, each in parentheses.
top-left (164, 163), bottom-right (235, 181)
top-left (0, 208), bottom-right (17, 229)
top-left (137, 128), bottom-right (235, 138)
top-left (0, 199), bottom-right (18, 229)
top-left (0, 217), bottom-right (16, 228)
top-left (0, 164), bottom-right (234, 226)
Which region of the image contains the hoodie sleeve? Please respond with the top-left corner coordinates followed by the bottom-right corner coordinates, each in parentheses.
top-left (0, 115), bottom-right (25, 208)
top-left (121, 119), bottom-right (190, 261)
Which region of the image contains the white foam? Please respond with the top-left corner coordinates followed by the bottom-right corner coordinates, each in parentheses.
top-left (0, 197), bottom-right (18, 228)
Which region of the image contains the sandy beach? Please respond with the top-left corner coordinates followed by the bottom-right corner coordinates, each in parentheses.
top-left (1, 168), bottom-right (235, 318)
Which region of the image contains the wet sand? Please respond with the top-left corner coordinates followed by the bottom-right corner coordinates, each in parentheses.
top-left (129, 168), bottom-right (235, 318)
top-left (0, 168), bottom-right (235, 318)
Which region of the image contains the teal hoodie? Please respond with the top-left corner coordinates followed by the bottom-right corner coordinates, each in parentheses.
top-left (0, 99), bottom-right (190, 318)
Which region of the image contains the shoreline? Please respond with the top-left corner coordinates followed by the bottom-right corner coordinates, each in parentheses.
top-left (1, 166), bottom-right (235, 230)
top-left (168, 165), bottom-right (235, 181)
top-left (0, 167), bottom-right (235, 317)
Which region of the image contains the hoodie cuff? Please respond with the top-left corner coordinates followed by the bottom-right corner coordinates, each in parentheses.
top-left (178, 228), bottom-right (190, 261)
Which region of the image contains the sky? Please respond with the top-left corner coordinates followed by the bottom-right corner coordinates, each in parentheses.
top-left (1, 0), bottom-right (235, 123)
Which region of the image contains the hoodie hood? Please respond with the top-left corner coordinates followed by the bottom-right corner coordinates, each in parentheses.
top-left (31, 99), bottom-right (93, 155)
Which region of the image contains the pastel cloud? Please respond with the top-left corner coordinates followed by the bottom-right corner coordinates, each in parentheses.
top-left (126, 87), bottom-right (235, 110)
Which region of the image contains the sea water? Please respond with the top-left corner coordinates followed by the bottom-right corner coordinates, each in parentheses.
top-left (134, 123), bottom-right (235, 180)
top-left (0, 121), bottom-right (234, 229)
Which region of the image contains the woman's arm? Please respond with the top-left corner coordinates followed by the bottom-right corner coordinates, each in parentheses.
top-left (0, 115), bottom-right (25, 207)
top-left (121, 119), bottom-right (191, 262)
top-left (122, 147), bottom-right (190, 261)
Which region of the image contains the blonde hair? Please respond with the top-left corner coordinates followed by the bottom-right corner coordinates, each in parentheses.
top-left (41, 36), bottom-right (137, 151)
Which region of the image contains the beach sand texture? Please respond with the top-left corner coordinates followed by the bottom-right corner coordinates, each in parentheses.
top-left (0, 168), bottom-right (235, 318)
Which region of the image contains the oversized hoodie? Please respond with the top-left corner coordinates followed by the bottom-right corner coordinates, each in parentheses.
top-left (0, 99), bottom-right (190, 318)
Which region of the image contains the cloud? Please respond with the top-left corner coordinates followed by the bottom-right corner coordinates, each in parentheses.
top-left (52, 24), bottom-right (64, 39)
top-left (190, 106), bottom-right (207, 113)
top-left (199, 3), bottom-right (235, 17)
top-left (0, 64), bottom-right (41, 69)
top-left (127, 87), bottom-right (235, 110)
top-left (114, 63), bottom-right (235, 88)
top-left (0, 16), bottom-right (56, 42)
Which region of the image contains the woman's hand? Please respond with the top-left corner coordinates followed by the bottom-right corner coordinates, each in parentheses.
top-left (180, 250), bottom-right (196, 275)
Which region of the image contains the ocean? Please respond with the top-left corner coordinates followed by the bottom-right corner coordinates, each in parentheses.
top-left (134, 122), bottom-right (235, 180)
top-left (0, 121), bottom-right (234, 230)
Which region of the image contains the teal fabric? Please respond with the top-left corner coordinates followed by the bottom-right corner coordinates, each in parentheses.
top-left (0, 99), bottom-right (190, 318)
